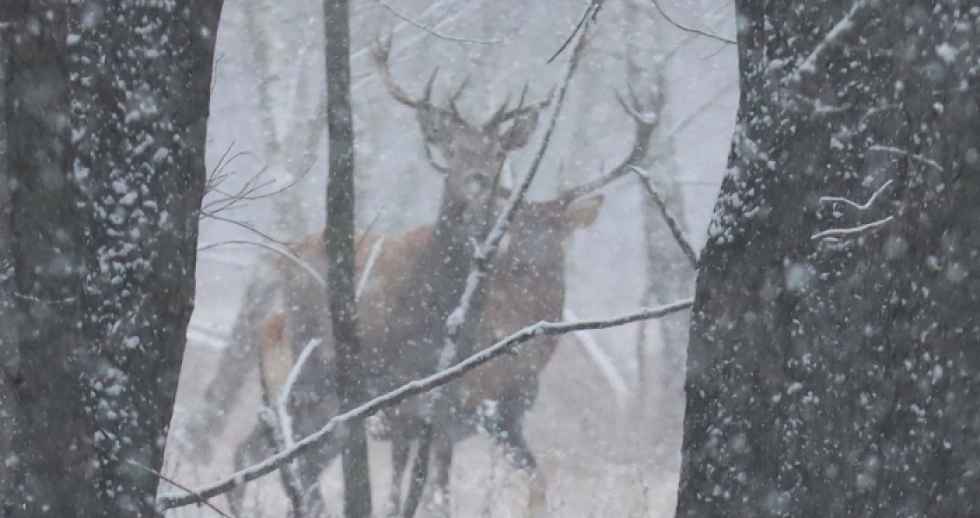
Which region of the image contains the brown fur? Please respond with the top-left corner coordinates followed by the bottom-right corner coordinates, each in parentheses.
top-left (244, 196), bottom-right (603, 516)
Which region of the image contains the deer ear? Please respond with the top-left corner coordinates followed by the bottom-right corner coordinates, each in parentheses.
top-left (416, 106), bottom-right (458, 148)
top-left (499, 111), bottom-right (540, 151)
top-left (564, 194), bottom-right (604, 230)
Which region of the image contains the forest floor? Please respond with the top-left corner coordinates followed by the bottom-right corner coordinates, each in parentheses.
top-left (163, 337), bottom-right (685, 518)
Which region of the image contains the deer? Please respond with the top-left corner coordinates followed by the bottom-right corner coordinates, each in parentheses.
top-left (226, 82), bottom-right (657, 517)
top-left (234, 192), bottom-right (604, 518)
top-left (223, 34), bottom-right (552, 517)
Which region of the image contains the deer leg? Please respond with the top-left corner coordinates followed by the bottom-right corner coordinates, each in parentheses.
top-left (292, 441), bottom-right (338, 517)
top-left (229, 425), bottom-right (269, 518)
top-left (431, 430), bottom-right (455, 518)
top-left (388, 427), bottom-right (412, 516)
top-left (487, 399), bottom-right (548, 518)
top-left (401, 422), bottom-right (432, 518)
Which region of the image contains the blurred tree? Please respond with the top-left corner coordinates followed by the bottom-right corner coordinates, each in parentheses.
top-left (678, 1), bottom-right (980, 515)
top-left (0, 0), bottom-right (222, 514)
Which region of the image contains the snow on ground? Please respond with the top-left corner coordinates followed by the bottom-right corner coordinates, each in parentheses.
top-left (163, 257), bottom-right (685, 517)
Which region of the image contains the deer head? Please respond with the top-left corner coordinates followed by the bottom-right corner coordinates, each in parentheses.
top-left (372, 35), bottom-right (553, 219)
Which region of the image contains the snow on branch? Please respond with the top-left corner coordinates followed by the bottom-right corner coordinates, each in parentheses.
top-left (632, 166), bottom-right (699, 267)
top-left (811, 216), bottom-right (894, 242)
top-left (868, 145), bottom-right (944, 172)
top-left (156, 298), bottom-right (694, 510)
top-left (794, 0), bottom-right (874, 81)
top-left (813, 178), bottom-right (895, 242)
top-left (819, 179), bottom-right (893, 210)
top-left (438, 1), bottom-right (597, 377)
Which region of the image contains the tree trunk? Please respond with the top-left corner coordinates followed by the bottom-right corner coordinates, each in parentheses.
top-left (324, 0), bottom-right (372, 516)
top-left (2, 1), bottom-right (223, 515)
top-left (677, 2), bottom-right (980, 516)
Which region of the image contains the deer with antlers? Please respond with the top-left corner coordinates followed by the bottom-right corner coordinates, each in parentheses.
top-left (222, 35), bottom-right (552, 516)
top-left (229, 88), bottom-right (656, 518)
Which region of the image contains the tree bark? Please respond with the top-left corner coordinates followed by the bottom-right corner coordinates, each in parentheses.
top-left (324, 0), bottom-right (372, 516)
top-left (678, 1), bottom-right (980, 516)
top-left (1, 1), bottom-right (223, 515)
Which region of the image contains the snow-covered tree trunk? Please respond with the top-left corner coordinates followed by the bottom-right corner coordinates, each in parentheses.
top-left (678, 2), bottom-right (980, 515)
top-left (2, 0), bottom-right (223, 514)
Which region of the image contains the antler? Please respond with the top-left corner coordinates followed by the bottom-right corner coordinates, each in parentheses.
top-left (484, 85), bottom-right (556, 128)
top-left (554, 82), bottom-right (662, 205)
top-left (372, 34), bottom-right (443, 110)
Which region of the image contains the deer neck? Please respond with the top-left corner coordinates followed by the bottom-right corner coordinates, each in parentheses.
top-left (417, 192), bottom-right (486, 308)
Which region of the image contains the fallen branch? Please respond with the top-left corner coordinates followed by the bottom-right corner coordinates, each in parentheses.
top-left (157, 298), bottom-right (694, 509)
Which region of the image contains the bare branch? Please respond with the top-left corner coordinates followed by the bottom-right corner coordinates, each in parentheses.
top-left (157, 298), bottom-right (695, 509)
top-left (197, 239), bottom-right (327, 289)
top-left (632, 166), bottom-right (699, 267)
top-left (374, 0), bottom-right (509, 44)
top-left (276, 338), bottom-right (324, 448)
top-left (124, 460), bottom-right (232, 518)
top-left (438, 0), bottom-right (599, 376)
top-left (651, 0), bottom-right (735, 45)
top-left (547, 0), bottom-right (605, 63)
top-left (356, 236), bottom-right (386, 299)
top-left (256, 406), bottom-right (308, 516)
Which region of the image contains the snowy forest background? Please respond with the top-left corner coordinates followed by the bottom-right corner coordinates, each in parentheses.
top-left (7, 0), bottom-right (977, 517)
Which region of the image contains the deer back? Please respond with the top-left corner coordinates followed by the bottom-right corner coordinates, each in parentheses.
top-left (462, 195), bottom-right (605, 410)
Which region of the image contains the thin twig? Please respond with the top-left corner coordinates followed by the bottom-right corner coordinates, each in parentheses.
top-left (436, 0), bottom-right (597, 383)
top-left (124, 459), bottom-right (232, 518)
top-left (651, 0), bottom-right (735, 45)
top-left (632, 166), bottom-right (699, 267)
top-left (197, 239), bottom-right (327, 288)
top-left (547, 0), bottom-right (604, 63)
top-left (356, 237), bottom-right (386, 299)
top-left (157, 298), bottom-right (694, 509)
top-left (375, 0), bottom-right (508, 44)
top-left (868, 145), bottom-right (943, 172)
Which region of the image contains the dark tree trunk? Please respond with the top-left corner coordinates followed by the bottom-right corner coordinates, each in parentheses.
top-left (1, 2), bottom-right (93, 513)
top-left (1, 1), bottom-right (223, 515)
top-left (677, 1), bottom-right (980, 516)
top-left (323, 0), bottom-right (372, 516)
